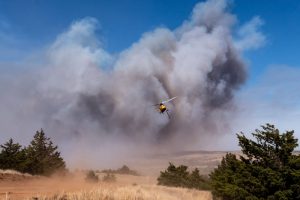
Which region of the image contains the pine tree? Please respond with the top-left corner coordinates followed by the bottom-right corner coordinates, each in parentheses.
top-left (210, 124), bottom-right (300, 200)
top-left (157, 163), bottom-right (190, 187)
top-left (26, 129), bottom-right (66, 176)
top-left (188, 168), bottom-right (211, 190)
top-left (157, 163), bottom-right (210, 190)
top-left (0, 138), bottom-right (27, 172)
top-left (188, 168), bottom-right (201, 188)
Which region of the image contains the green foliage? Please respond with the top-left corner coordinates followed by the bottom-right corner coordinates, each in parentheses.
top-left (157, 163), bottom-right (189, 187)
top-left (85, 170), bottom-right (99, 183)
top-left (25, 129), bottom-right (66, 176)
top-left (157, 162), bottom-right (210, 190)
top-left (0, 138), bottom-right (27, 172)
top-left (0, 129), bottom-right (66, 176)
top-left (189, 168), bottom-right (212, 190)
top-left (210, 124), bottom-right (300, 200)
top-left (102, 173), bottom-right (116, 182)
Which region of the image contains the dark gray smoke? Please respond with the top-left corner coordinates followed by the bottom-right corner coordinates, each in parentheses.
top-left (0, 0), bottom-right (265, 167)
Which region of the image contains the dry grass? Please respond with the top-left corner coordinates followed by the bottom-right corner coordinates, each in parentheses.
top-left (30, 184), bottom-right (212, 200)
top-left (0, 169), bottom-right (32, 177)
top-left (0, 151), bottom-right (229, 200)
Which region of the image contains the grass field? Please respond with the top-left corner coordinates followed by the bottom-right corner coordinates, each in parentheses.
top-left (29, 184), bottom-right (212, 200)
top-left (0, 151), bottom-right (230, 200)
top-left (0, 173), bottom-right (212, 200)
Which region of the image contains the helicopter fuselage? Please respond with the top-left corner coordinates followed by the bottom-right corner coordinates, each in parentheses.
top-left (159, 103), bottom-right (167, 113)
top-left (155, 96), bottom-right (176, 118)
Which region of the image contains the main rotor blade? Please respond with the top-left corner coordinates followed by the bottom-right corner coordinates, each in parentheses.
top-left (162, 96), bottom-right (177, 104)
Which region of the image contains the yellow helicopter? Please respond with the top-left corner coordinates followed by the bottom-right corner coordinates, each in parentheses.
top-left (154, 97), bottom-right (177, 118)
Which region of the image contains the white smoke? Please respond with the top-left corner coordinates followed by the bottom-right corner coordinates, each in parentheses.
top-left (0, 0), bottom-right (265, 168)
top-left (235, 16), bottom-right (265, 51)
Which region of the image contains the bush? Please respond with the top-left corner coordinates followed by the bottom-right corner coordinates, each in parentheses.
top-left (101, 165), bottom-right (139, 176)
top-left (157, 162), bottom-right (210, 190)
top-left (85, 170), bottom-right (99, 183)
top-left (102, 173), bottom-right (116, 182)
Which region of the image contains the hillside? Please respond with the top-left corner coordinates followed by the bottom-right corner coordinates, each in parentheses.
top-left (0, 151), bottom-right (226, 200)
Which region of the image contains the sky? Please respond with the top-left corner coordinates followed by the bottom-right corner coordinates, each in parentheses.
top-left (0, 0), bottom-right (300, 161)
top-left (1, 0), bottom-right (299, 74)
top-left (1, 0), bottom-right (300, 79)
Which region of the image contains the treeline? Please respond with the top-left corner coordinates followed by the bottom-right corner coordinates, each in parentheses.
top-left (157, 124), bottom-right (300, 200)
top-left (101, 165), bottom-right (139, 176)
top-left (0, 129), bottom-right (66, 176)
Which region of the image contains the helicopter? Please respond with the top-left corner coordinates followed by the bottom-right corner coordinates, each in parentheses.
top-left (154, 97), bottom-right (177, 119)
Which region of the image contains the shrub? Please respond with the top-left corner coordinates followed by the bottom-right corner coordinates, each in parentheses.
top-left (102, 173), bottom-right (116, 182)
top-left (157, 162), bottom-right (210, 190)
top-left (85, 170), bottom-right (99, 183)
top-left (102, 165), bottom-right (139, 176)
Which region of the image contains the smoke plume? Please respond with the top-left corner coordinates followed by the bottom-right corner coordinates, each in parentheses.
top-left (0, 0), bottom-right (264, 167)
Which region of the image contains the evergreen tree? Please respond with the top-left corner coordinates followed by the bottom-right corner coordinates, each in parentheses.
top-left (188, 168), bottom-right (201, 188)
top-left (210, 124), bottom-right (300, 200)
top-left (26, 129), bottom-right (66, 176)
top-left (157, 163), bottom-right (190, 187)
top-left (188, 168), bottom-right (211, 190)
top-left (0, 138), bottom-right (27, 172)
top-left (157, 163), bottom-right (210, 190)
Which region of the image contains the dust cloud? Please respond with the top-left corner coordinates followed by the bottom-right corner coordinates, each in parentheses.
top-left (0, 0), bottom-right (264, 168)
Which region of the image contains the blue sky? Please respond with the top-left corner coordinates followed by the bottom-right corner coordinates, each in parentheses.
top-left (1, 0), bottom-right (300, 79)
top-left (0, 0), bottom-right (300, 152)
top-left (0, 0), bottom-right (298, 96)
